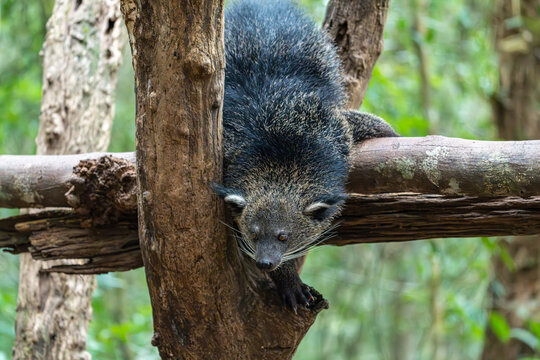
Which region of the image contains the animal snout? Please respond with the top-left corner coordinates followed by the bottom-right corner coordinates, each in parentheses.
top-left (256, 259), bottom-right (274, 270)
top-left (256, 258), bottom-right (279, 271)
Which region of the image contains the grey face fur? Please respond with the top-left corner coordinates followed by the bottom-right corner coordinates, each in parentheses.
top-left (224, 190), bottom-right (342, 271)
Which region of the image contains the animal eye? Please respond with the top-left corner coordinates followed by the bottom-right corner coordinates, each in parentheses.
top-left (251, 232), bottom-right (256, 240)
top-left (277, 233), bottom-right (288, 242)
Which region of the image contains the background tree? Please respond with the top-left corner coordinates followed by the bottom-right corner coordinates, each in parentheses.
top-left (481, 0), bottom-right (540, 358)
top-left (12, 0), bottom-right (125, 359)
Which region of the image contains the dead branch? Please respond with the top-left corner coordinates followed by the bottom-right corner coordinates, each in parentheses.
top-left (2, 193), bottom-right (539, 274)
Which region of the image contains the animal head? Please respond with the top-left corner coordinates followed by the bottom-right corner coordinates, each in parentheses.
top-left (212, 183), bottom-right (346, 271)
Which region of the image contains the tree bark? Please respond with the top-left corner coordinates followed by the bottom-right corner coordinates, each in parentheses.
top-left (2, 193), bottom-right (540, 274)
top-left (482, 0), bottom-right (540, 358)
top-left (2, 136), bottom-right (540, 210)
top-left (323, 0), bottom-right (389, 109)
top-left (348, 136), bottom-right (540, 197)
top-left (0, 152), bottom-right (135, 209)
top-left (12, 0), bottom-right (125, 359)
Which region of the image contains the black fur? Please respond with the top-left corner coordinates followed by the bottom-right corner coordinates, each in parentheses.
top-left (217, 0), bottom-right (397, 311)
top-left (345, 111), bottom-right (399, 141)
top-left (222, 0), bottom-right (350, 201)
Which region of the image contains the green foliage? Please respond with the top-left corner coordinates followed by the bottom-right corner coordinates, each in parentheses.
top-left (490, 312), bottom-right (511, 343)
top-left (0, 253), bottom-right (18, 358)
top-left (0, 0), bottom-right (53, 155)
top-left (362, 0), bottom-right (497, 139)
top-left (88, 271), bottom-right (159, 359)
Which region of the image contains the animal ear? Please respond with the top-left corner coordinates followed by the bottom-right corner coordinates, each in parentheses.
top-left (303, 194), bottom-right (348, 221)
top-left (342, 110), bottom-right (399, 144)
top-left (303, 202), bottom-right (332, 221)
top-left (210, 183), bottom-right (246, 213)
top-left (223, 194), bottom-right (246, 210)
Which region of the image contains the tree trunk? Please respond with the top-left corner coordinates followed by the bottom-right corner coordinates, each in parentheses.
top-left (323, 0), bottom-right (389, 109)
top-left (481, 0), bottom-right (540, 358)
top-left (12, 0), bottom-right (125, 359)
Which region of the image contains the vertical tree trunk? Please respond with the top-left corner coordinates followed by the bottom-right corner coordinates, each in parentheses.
top-left (323, 0), bottom-right (390, 109)
top-left (13, 0), bottom-right (125, 359)
top-left (481, 0), bottom-right (540, 358)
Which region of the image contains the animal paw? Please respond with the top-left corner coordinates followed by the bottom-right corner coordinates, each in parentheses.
top-left (277, 279), bottom-right (315, 314)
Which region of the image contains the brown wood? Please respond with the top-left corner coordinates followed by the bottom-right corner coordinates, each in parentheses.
top-left (338, 194), bottom-right (540, 244)
top-left (482, 0), bottom-right (540, 358)
top-left (2, 136), bottom-right (540, 210)
top-left (2, 193), bottom-right (540, 274)
top-left (323, 0), bottom-right (389, 108)
top-left (0, 152), bottom-right (135, 209)
top-left (0, 211), bottom-right (142, 274)
top-left (348, 136), bottom-right (540, 197)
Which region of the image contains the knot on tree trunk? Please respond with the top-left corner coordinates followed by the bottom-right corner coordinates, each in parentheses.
top-left (66, 155), bottom-right (137, 226)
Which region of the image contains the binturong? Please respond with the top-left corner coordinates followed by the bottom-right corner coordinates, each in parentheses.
top-left (212, 0), bottom-right (398, 312)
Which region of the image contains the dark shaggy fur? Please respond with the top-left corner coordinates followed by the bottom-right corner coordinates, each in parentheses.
top-left (214, 0), bottom-right (397, 312)
top-left (223, 0), bottom-right (350, 199)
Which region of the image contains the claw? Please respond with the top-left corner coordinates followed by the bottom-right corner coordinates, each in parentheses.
top-left (277, 281), bottom-right (315, 313)
top-left (302, 285), bottom-right (315, 303)
top-left (270, 261), bottom-right (316, 313)
top-left (286, 295), bottom-right (298, 314)
top-left (297, 291), bottom-right (309, 306)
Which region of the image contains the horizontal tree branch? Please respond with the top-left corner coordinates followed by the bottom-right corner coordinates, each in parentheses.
top-left (338, 193), bottom-right (540, 244)
top-left (348, 136), bottom-right (540, 197)
top-left (1, 193), bottom-right (539, 273)
top-left (1, 135), bottom-right (540, 273)
top-left (1, 136), bottom-right (539, 211)
top-left (0, 152), bottom-right (136, 209)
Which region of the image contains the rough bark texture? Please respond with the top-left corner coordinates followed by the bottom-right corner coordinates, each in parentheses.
top-left (2, 193), bottom-right (540, 273)
top-left (66, 155), bottom-right (137, 225)
top-left (323, 0), bottom-right (389, 109)
top-left (0, 152), bottom-right (135, 209)
top-left (482, 0), bottom-right (540, 358)
top-left (120, 1), bottom-right (329, 359)
top-left (13, 0), bottom-right (125, 359)
top-left (0, 210), bottom-right (142, 273)
top-left (3, 135), bottom-right (540, 210)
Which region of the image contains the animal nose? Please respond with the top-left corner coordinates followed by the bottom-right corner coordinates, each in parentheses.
top-left (256, 259), bottom-right (274, 270)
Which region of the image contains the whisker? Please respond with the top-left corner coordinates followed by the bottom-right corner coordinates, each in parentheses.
top-left (234, 232), bottom-right (256, 259)
top-left (282, 236), bottom-right (335, 261)
top-left (218, 219), bottom-right (243, 234)
top-left (283, 222), bottom-right (340, 257)
top-left (235, 234), bottom-right (255, 259)
top-left (283, 234), bottom-right (336, 261)
top-left (282, 223), bottom-right (341, 260)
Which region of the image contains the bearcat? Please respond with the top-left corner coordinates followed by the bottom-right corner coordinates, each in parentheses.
top-left (212, 0), bottom-right (398, 312)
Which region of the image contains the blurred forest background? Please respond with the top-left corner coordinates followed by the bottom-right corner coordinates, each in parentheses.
top-left (0, 0), bottom-right (538, 359)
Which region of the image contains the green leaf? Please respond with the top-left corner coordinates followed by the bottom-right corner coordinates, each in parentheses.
top-left (490, 312), bottom-right (511, 343)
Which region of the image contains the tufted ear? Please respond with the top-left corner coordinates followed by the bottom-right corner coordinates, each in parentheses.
top-left (210, 183), bottom-right (246, 214)
top-left (303, 193), bottom-right (348, 221)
